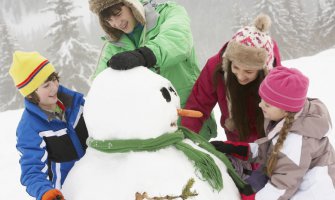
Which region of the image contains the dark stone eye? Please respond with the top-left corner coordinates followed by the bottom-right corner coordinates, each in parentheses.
top-left (160, 87), bottom-right (171, 102)
top-left (169, 86), bottom-right (177, 96)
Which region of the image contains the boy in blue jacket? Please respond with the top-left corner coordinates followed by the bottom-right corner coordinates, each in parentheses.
top-left (9, 51), bottom-right (88, 200)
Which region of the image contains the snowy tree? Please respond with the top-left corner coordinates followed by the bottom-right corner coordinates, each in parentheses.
top-left (252, 0), bottom-right (297, 59)
top-left (231, 1), bottom-right (252, 33)
top-left (42, 0), bottom-right (99, 94)
top-left (316, 0), bottom-right (335, 50)
top-left (283, 0), bottom-right (310, 58)
top-left (0, 0), bottom-right (47, 23)
top-left (309, 1), bottom-right (323, 53)
top-left (0, 20), bottom-right (24, 111)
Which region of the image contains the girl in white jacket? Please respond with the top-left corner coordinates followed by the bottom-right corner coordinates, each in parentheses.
top-left (212, 66), bottom-right (335, 200)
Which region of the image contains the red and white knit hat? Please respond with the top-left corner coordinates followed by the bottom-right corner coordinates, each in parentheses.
top-left (223, 13), bottom-right (274, 74)
top-left (259, 66), bottom-right (309, 112)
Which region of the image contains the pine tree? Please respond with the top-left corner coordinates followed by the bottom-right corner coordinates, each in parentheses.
top-left (308, 1), bottom-right (322, 53)
top-left (0, 20), bottom-right (24, 111)
top-left (317, 0), bottom-right (335, 49)
top-left (42, 0), bottom-right (99, 94)
top-left (284, 0), bottom-right (309, 58)
top-left (0, 0), bottom-right (46, 23)
top-left (232, 1), bottom-right (252, 33)
top-left (252, 0), bottom-right (296, 59)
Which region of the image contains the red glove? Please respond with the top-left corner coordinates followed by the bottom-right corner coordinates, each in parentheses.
top-left (210, 140), bottom-right (250, 160)
top-left (241, 193), bottom-right (256, 200)
top-left (42, 189), bottom-right (64, 200)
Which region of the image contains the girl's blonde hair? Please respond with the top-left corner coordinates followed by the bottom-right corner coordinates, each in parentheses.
top-left (266, 112), bottom-right (296, 176)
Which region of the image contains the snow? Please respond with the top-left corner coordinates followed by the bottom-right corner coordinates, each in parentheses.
top-left (62, 67), bottom-right (240, 199)
top-left (283, 49), bottom-right (335, 123)
top-left (0, 109), bottom-right (33, 199)
top-left (82, 67), bottom-right (181, 140)
top-left (1, 48), bottom-right (335, 199)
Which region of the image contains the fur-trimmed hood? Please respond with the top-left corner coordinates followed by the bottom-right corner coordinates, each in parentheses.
top-left (89, 0), bottom-right (146, 41)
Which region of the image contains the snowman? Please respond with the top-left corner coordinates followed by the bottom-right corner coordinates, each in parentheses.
top-left (62, 67), bottom-right (243, 199)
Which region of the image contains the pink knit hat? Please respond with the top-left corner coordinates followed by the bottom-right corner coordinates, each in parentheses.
top-left (259, 66), bottom-right (309, 112)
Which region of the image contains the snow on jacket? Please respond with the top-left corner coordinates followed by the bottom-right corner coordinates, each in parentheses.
top-left (250, 98), bottom-right (335, 200)
top-left (93, 1), bottom-right (200, 109)
top-left (16, 85), bottom-right (88, 200)
top-left (181, 41), bottom-right (282, 142)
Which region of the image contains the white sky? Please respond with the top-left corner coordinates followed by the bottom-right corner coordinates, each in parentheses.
top-left (1, 48), bottom-right (335, 199)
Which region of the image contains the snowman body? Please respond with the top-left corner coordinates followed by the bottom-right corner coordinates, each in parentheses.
top-left (62, 67), bottom-right (240, 200)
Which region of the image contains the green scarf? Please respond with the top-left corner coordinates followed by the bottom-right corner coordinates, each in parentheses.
top-left (178, 127), bottom-right (248, 190)
top-left (87, 127), bottom-right (247, 191)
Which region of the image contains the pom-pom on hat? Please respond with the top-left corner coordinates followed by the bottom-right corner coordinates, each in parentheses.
top-left (223, 13), bottom-right (274, 74)
top-left (9, 51), bottom-right (55, 97)
top-left (259, 66), bottom-right (309, 112)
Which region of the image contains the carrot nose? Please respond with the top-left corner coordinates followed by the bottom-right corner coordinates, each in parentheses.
top-left (177, 109), bottom-right (203, 118)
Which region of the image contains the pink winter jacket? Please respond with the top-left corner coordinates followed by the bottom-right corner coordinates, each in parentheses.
top-left (181, 41), bottom-right (282, 142)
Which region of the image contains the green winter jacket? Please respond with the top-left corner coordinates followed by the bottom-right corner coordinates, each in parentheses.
top-left (93, 1), bottom-right (217, 139)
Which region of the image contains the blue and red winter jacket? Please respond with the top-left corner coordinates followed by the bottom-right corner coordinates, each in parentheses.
top-left (16, 85), bottom-right (88, 200)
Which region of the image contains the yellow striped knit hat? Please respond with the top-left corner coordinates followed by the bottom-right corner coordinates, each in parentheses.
top-left (9, 51), bottom-right (55, 97)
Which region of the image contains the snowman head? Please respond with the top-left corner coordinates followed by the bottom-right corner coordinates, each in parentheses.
top-left (84, 67), bottom-right (181, 140)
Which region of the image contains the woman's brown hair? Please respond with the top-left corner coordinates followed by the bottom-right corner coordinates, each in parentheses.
top-left (100, 3), bottom-right (125, 21)
top-left (213, 60), bottom-right (266, 141)
top-left (266, 112), bottom-right (296, 176)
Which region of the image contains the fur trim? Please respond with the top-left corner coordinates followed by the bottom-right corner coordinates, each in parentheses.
top-left (89, 0), bottom-right (123, 14)
top-left (89, 0), bottom-right (146, 41)
top-left (222, 40), bottom-right (268, 71)
top-left (222, 13), bottom-right (273, 72)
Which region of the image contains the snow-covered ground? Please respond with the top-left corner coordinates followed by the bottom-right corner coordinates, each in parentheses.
top-left (1, 49), bottom-right (335, 199)
top-left (0, 109), bottom-right (31, 199)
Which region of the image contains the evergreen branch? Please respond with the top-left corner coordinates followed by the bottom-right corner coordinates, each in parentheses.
top-left (135, 178), bottom-right (198, 200)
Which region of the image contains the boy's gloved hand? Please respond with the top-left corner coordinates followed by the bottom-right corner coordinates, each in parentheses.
top-left (42, 189), bottom-right (65, 200)
top-left (210, 140), bottom-right (250, 160)
top-left (108, 46), bottom-right (156, 70)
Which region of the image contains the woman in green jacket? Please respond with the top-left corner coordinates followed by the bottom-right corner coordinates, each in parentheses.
top-left (89, 0), bottom-right (217, 140)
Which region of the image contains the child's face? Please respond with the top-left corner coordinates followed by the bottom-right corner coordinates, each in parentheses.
top-left (231, 63), bottom-right (259, 85)
top-left (106, 5), bottom-right (137, 34)
top-left (35, 78), bottom-right (59, 111)
top-left (259, 99), bottom-right (287, 121)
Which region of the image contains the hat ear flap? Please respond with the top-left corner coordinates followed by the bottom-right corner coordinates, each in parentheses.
top-left (263, 67), bottom-right (269, 75)
top-left (221, 55), bottom-right (230, 72)
top-left (224, 118), bottom-right (235, 132)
